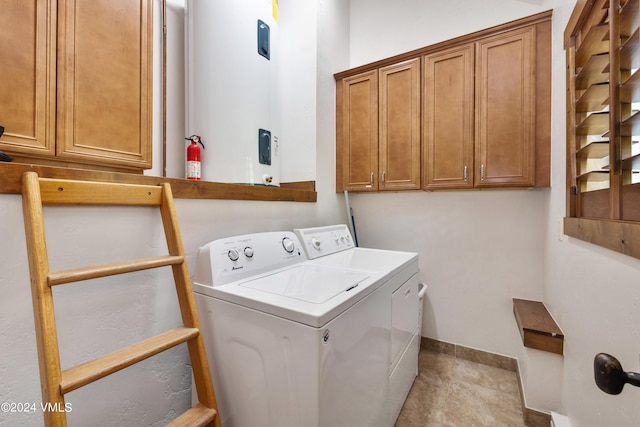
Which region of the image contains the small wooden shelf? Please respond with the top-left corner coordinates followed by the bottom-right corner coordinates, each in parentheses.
top-left (513, 299), bottom-right (564, 355)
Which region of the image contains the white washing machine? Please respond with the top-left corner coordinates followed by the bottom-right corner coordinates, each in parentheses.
top-left (294, 225), bottom-right (421, 424)
top-left (192, 230), bottom-right (402, 427)
top-left (193, 232), bottom-right (391, 427)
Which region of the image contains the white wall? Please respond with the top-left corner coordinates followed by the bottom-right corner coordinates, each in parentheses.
top-left (348, 0), bottom-right (640, 426)
top-left (0, 0), bottom-right (348, 425)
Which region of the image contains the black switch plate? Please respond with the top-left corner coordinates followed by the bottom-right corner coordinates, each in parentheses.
top-left (259, 129), bottom-right (271, 165)
top-left (258, 19), bottom-right (270, 60)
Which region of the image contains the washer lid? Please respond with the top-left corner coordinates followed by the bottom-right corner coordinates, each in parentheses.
top-left (239, 265), bottom-right (370, 304)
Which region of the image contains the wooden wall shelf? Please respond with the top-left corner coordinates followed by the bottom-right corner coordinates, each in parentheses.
top-left (0, 163), bottom-right (317, 203)
top-left (513, 298), bottom-right (564, 355)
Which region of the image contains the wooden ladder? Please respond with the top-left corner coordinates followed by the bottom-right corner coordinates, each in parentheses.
top-left (21, 172), bottom-right (220, 427)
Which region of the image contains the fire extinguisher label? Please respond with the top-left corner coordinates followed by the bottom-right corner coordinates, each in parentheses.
top-left (187, 161), bottom-right (201, 180)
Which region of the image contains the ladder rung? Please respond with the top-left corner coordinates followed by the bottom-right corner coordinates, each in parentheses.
top-left (166, 403), bottom-right (217, 427)
top-left (38, 178), bottom-right (164, 206)
top-left (48, 255), bottom-right (185, 286)
top-left (60, 327), bottom-right (200, 394)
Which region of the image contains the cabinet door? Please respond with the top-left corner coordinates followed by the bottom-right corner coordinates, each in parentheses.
top-left (475, 26), bottom-right (536, 187)
top-left (379, 59), bottom-right (421, 191)
top-left (57, 0), bottom-right (153, 169)
top-left (423, 45), bottom-right (474, 190)
top-left (338, 70), bottom-right (379, 192)
top-left (0, 0), bottom-right (55, 156)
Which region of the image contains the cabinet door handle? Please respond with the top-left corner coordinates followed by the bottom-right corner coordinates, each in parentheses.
top-left (463, 166), bottom-right (468, 182)
top-left (381, 171), bottom-right (386, 183)
top-left (481, 164), bottom-right (485, 182)
top-left (370, 172), bottom-right (374, 185)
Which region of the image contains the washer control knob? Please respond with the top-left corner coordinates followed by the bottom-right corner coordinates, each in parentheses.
top-left (311, 237), bottom-right (322, 249)
top-left (228, 249), bottom-right (240, 261)
top-left (282, 237), bottom-right (295, 253)
top-left (244, 246), bottom-right (254, 258)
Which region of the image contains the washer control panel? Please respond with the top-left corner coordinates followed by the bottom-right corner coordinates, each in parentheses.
top-left (194, 231), bottom-right (305, 287)
top-left (294, 224), bottom-right (355, 260)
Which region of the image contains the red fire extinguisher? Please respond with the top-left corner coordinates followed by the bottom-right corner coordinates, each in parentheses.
top-left (185, 135), bottom-right (205, 180)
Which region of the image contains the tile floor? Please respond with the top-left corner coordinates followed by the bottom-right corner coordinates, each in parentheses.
top-left (395, 349), bottom-right (527, 427)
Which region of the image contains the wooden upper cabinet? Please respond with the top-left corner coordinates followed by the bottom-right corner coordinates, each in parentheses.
top-left (336, 59), bottom-right (420, 192)
top-left (56, 0), bottom-right (152, 169)
top-left (335, 11), bottom-right (551, 193)
top-left (0, 0), bottom-right (56, 156)
top-left (379, 59), bottom-right (421, 191)
top-left (337, 70), bottom-right (379, 192)
top-left (475, 26), bottom-right (536, 188)
top-left (423, 45), bottom-right (475, 190)
top-left (0, 0), bottom-right (152, 172)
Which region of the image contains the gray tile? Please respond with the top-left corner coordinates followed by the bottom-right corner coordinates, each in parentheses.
top-left (395, 350), bottom-right (527, 427)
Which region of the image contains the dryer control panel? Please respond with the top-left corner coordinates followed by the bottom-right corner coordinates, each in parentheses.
top-left (294, 224), bottom-right (355, 260)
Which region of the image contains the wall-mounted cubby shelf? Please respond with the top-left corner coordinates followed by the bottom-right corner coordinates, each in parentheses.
top-left (513, 298), bottom-right (564, 355)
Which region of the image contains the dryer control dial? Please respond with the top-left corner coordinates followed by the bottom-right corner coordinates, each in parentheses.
top-left (311, 237), bottom-right (322, 250)
top-left (244, 246), bottom-right (254, 258)
top-left (282, 237), bottom-right (295, 253)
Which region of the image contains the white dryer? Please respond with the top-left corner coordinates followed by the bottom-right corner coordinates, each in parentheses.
top-left (192, 231), bottom-right (400, 427)
top-left (294, 224), bottom-right (421, 424)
